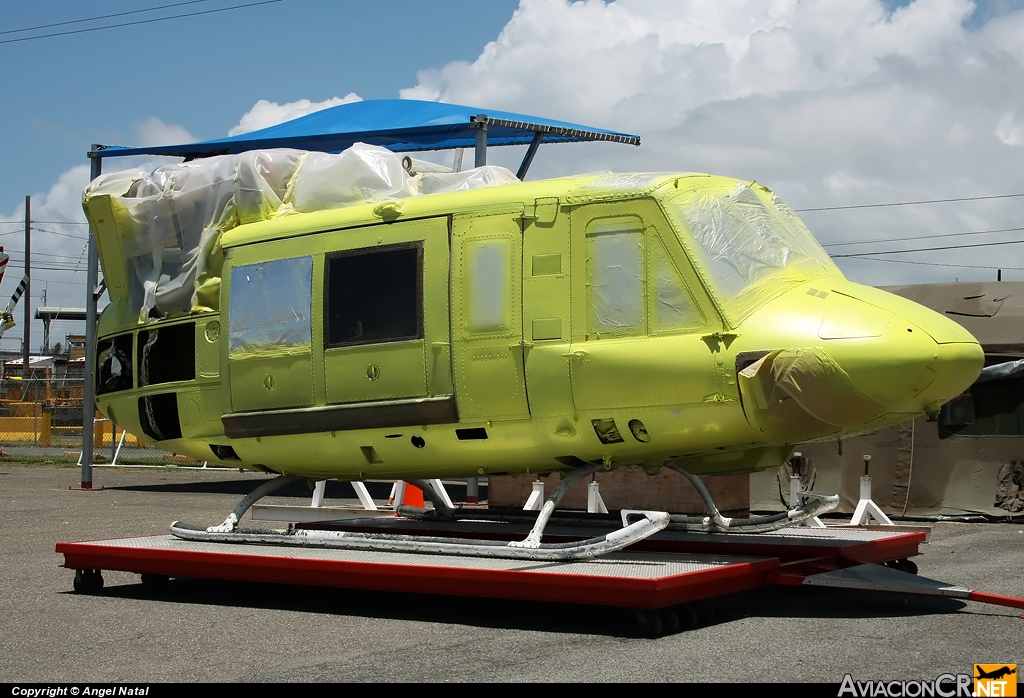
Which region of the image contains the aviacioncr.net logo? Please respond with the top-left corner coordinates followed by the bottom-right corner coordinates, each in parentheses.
top-left (838, 673), bottom-right (974, 697)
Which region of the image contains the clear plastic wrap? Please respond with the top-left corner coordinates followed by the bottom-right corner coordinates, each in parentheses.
top-left (587, 226), bottom-right (644, 336)
top-left (670, 182), bottom-right (836, 301)
top-left (228, 256), bottom-right (313, 358)
top-left (83, 144), bottom-right (518, 324)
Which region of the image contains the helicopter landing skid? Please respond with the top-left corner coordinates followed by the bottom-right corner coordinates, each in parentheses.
top-left (170, 465), bottom-right (671, 562)
top-left (664, 462), bottom-right (839, 534)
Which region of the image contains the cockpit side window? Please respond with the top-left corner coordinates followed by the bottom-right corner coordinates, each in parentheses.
top-left (586, 218), bottom-right (646, 338)
top-left (666, 181), bottom-right (838, 304)
top-left (650, 235), bottom-right (703, 333)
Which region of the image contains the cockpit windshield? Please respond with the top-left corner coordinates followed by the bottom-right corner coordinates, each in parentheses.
top-left (663, 180), bottom-right (839, 308)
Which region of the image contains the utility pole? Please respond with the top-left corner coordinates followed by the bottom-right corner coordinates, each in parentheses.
top-left (23, 196), bottom-right (30, 374)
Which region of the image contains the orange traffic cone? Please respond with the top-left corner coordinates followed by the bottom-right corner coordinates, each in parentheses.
top-left (403, 483), bottom-right (425, 508)
top-left (389, 481), bottom-right (425, 512)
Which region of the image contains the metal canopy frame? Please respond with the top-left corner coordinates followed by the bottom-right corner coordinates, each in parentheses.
top-left (78, 101), bottom-right (641, 488)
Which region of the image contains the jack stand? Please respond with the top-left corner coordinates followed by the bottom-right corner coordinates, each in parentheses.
top-left (466, 477), bottom-right (479, 504)
top-left (524, 479), bottom-right (544, 511)
top-left (790, 475), bottom-right (825, 527)
top-left (850, 455), bottom-right (894, 526)
top-left (587, 476), bottom-right (608, 514)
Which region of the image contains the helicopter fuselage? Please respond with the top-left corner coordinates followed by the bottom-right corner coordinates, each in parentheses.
top-left (90, 172), bottom-right (983, 480)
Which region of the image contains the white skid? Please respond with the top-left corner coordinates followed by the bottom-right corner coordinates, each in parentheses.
top-left (170, 510), bottom-right (670, 562)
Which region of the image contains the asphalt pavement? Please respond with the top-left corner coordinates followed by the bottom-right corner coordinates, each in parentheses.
top-left (1, 464), bottom-right (1021, 683)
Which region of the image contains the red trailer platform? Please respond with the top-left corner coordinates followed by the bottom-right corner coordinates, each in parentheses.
top-left (58, 516), bottom-right (1024, 639)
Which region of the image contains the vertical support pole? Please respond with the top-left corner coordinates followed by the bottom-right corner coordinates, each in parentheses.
top-left (466, 477), bottom-right (479, 504)
top-left (474, 114), bottom-right (487, 167)
top-left (23, 196), bottom-right (30, 374)
top-left (80, 147), bottom-right (102, 490)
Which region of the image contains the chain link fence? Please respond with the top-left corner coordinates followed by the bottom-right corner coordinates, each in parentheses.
top-left (0, 372), bottom-right (207, 467)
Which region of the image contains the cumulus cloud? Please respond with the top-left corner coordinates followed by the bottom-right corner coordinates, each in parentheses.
top-left (228, 94), bottom-right (363, 136)
top-left (400, 0), bottom-right (1024, 284)
top-left (131, 117), bottom-right (196, 147)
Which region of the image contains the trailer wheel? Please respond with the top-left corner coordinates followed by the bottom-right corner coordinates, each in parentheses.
top-left (693, 599), bottom-right (715, 627)
top-left (658, 608), bottom-right (680, 635)
top-left (633, 610), bottom-right (664, 638)
top-left (73, 569), bottom-right (104, 594)
top-left (677, 604), bottom-right (699, 631)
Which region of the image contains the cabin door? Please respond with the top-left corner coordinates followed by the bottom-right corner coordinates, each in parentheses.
top-left (321, 216), bottom-right (453, 406)
top-left (450, 211), bottom-right (530, 420)
top-left (567, 203), bottom-right (722, 423)
top-left (227, 252), bottom-right (315, 413)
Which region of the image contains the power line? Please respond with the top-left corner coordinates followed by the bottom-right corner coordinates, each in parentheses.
top-left (0, 0), bottom-right (285, 45)
top-left (840, 256), bottom-right (1024, 271)
top-left (795, 192), bottom-right (1024, 212)
top-left (29, 228), bottom-right (88, 240)
top-left (822, 226), bottom-right (1024, 248)
top-left (0, 220), bottom-right (89, 225)
top-left (1, 0), bottom-right (212, 36)
top-left (832, 238), bottom-right (1024, 258)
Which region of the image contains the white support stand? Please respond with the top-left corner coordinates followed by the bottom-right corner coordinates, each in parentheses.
top-left (311, 480), bottom-right (326, 508)
top-left (587, 480), bottom-right (609, 514)
top-left (110, 430), bottom-right (127, 466)
top-left (352, 482), bottom-right (378, 511)
top-left (430, 479), bottom-right (455, 509)
top-left (524, 480), bottom-right (544, 511)
top-left (790, 475), bottom-right (825, 528)
top-left (390, 480), bottom-right (405, 507)
top-left (850, 475), bottom-right (894, 526)
top-left (849, 455), bottom-right (894, 526)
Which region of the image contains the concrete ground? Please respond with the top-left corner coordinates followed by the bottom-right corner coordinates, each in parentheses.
top-left (1, 464), bottom-right (1021, 683)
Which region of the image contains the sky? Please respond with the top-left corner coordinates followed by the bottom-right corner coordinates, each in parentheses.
top-left (1, 0), bottom-right (1023, 353)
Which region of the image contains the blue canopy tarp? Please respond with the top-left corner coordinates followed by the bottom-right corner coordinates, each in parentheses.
top-left (95, 99), bottom-right (640, 159)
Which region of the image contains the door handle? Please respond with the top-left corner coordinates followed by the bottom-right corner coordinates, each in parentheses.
top-left (561, 350), bottom-right (589, 361)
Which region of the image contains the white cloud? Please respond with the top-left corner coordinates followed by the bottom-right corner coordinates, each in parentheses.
top-left (399, 0), bottom-right (1024, 285)
top-left (996, 111), bottom-right (1022, 145)
top-left (131, 117), bottom-right (196, 147)
top-left (228, 94), bottom-right (363, 136)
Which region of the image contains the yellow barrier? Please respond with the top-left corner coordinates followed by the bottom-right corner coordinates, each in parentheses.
top-left (0, 414), bottom-right (52, 446)
top-left (7, 402), bottom-right (42, 418)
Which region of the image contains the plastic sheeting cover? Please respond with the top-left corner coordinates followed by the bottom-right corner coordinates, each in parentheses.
top-left (228, 256), bottom-right (313, 358)
top-left (83, 143), bottom-right (518, 324)
top-left (467, 241), bottom-right (511, 334)
top-left (739, 347), bottom-right (888, 442)
top-left (588, 224), bottom-right (644, 336)
top-left (669, 182), bottom-right (835, 303)
top-left (652, 241), bottom-right (701, 331)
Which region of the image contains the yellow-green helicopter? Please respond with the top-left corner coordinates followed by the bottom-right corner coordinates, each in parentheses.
top-left (81, 101), bottom-right (982, 560)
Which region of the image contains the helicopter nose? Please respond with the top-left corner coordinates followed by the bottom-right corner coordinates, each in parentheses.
top-left (819, 301), bottom-right (982, 417)
top-left (738, 289), bottom-right (982, 442)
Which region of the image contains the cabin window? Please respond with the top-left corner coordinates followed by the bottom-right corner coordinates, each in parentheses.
top-left (96, 333), bottom-right (133, 395)
top-left (465, 240), bottom-right (511, 334)
top-left (228, 256), bottom-right (313, 356)
top-left (137, 323), bottom-right (195, 387)
top-left (325, 243), bottom-right (422, 347)
top-left (586, 222), bottom-right (645, 338)
top-left (667, 182), bottom-right (835, 300)
top-left (651, 237), bottom-right (702, 332)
